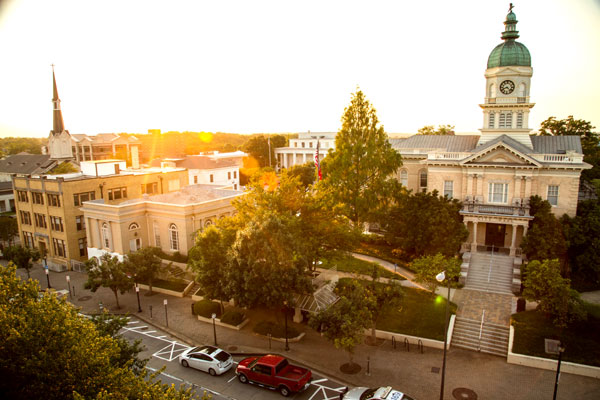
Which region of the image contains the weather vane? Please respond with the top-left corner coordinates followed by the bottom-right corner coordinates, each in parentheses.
top-left (509, 3), bottom-right (514, 12)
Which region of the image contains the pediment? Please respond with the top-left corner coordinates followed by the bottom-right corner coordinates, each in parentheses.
top-left (461, 142), bottom-right (540, 167)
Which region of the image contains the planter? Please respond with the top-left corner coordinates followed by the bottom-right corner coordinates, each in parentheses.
top-left (364, 314), bottom-right (456, 350)
top-left (138, 280), bottom-right (194, 298)
top-left (197, 314), bottom-right (250, 331)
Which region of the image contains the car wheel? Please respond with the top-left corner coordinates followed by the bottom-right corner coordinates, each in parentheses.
top-left (279, 386), bottom-right (291, 397)
top-left (181, 360), bottom-right (189, 368)
top-left (208, 368), bottom-right (216, 376)
top-left (238, 374), bottom-right (248, 384)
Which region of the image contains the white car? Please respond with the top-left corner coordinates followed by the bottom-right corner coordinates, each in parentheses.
top-left (341, 386), bottom-right (416, 400)
top-left (179, 345), bottom-right (233, 376)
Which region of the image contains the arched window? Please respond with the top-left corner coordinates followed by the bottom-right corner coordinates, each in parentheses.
top-left (400, 170), bottom-right (408, 187)
top-left (488, 83), bottom-right (496, 98)
top-left (128, 222), bottom-right (140, 231)
top-left (518, 83), bottom-right (526, 97)
top-left (169, 223), bottom-right (179, 251)
top-left (419, 170), bottom-right (428, 191)
top-left (204, 219), bottom-right (213, 227)
top-left (101, 222), bottom-right (111, 249)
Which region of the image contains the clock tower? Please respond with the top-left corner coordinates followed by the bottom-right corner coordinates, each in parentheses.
top-left (479, 5), bottom-right (534, 146)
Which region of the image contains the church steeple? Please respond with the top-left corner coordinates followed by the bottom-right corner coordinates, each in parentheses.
top-left (51, 65), bottom-right (65, 135)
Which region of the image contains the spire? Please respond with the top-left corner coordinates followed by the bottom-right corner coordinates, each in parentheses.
top-left (501, 3), bottom-right (520, 41)
top-left (51, 65), bottom-right (65, 134)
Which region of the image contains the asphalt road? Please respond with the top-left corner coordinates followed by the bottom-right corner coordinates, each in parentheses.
top-left (120, 317), bottom-right (349, 400)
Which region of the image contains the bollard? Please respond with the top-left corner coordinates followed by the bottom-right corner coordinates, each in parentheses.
top-left (150, 305), bottom-right (153, 319)
top-left (268, 333), bottom-right (272, 350)
top-left (72, 285), bottom-right (76, 297)
top-left (392, 336), bottom-right (396, 350)
top-left (191, 303), bottom-right (195, 315)
top-left (366, 356), bottom-right (371, 376)
top-left (404, 338), bottom-right (410, 352)
top-left (418, 339), bottom-right (424, 354)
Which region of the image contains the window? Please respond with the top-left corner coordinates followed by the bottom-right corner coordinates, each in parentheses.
top-left (102, 223), bottom-right (111, 249)
top-left (79, 238), bottom-right (87, 257)
top-left (228, 172), bottom-right (231, 180)
top-left (74, 191), bottom-right (96, 206)
top-left (32, 192), bottom-right (44, 205)
top-left (169, 223), bottom-right (179, 251)
top-left (309, 142), bottom-right (313, 148)
top-left (489, 112), bottom-right (495, 128)
top-left (488, 183), bottom-right (509, 203)
top-left (194, 176), bottom-right (198, 184)
top-left (23, 231), bottom-right (34, 248)
top-left (294, 142), bottom-right (297, 148)
top-left (234, 171), bottom-right (237, 179)
top-left (400, 170), bottom-right (408, 187)
top-left (50, 216), bottom-right (64, 232)
top-left (154, 222), bottom-right (161, 247)
top-left (141, 182), bottom-right (158, 195)
top-left (499, 112), bottom-right (512, 128)
top-left (20, 211), bottom-right (31, 225)
top-left (34, 213), bottom-right (47, 229)
top-left (444, 181), bottom-right (454, 198)
top-left (108, 187), bottom-right (127, 201)
top-left (53, 238), bottom-right (66, 258)
top-left (419, 170), bottom-right (428, 190)
top-left (47, 194), bottom-right (60, 207)
top-left (17, 190), bottom-right (28, 202)
top-left (517, 112), bottom-right (523, 128)
top-left (302, 142), bottom-right (305, 148)
top-left (499, 113), bottom-right (505, 128)
top-left (234, 184), bottom-right (237, 190)
top-left (488, 83), bottom-right (496, 98)
top-left (547, 185), bottom-right (559, 206)
top-left (204, 219), bottom-right (213, 227)
top-left (76, 216), bottom-right (86, 231)
top-left (209, 174), bottom-right (214, 183)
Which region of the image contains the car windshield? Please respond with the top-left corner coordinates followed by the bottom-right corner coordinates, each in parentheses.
top-left (360, 388), bottom-right (377, 400)
top-left (214, 350), bottom-right (230, 362)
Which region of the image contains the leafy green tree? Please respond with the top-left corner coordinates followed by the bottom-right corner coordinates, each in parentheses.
top-left (522, 259), bottom-right (586, 328)
top-left (4, 245), bottom-right (41, 279)
top-left (287, 162), bottom-right (317, 188)
top-left (242, 134), bottom-right (287, 168)
top-left (384, 189), bottom-right (468, 259)
top-left (124, 247), bottom-right (162, 295)
top-left (0, 263), bottom-right (192, 400)
top-left (417, 124), bottom-right (455, 135)
top-left (0, 137), bottom-right (45, 155)
top-left (48, 161), bottom-right (78, 174)
top-left (411, 253), bottom-right (461, 294)
top-left (565, 199), bottom-right (600, 290)
top-left (322, 89), bottom-right (402, 227)
top-left (521, 196), bottom-right (568, 271)
top-left (0, 216), bottom-right (19, 246)
top-left (365, 270), bottom-right (403, 343)
top-left (309, 280), bottom-right (373, 366)
top-left (85, 254), bottom-right (133, 309)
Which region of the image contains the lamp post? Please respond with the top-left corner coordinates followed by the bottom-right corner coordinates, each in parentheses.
top-left (284, 300), bottom-right (290, 351)
top-left (212, 313), bottom-right (218, 346)
top-left (66, 275), bottom-right (72, 299)
top-left (164, 299), bottom-right (168, 327)
top-left (435, 270), bottom-right (451, 400)
top-left (553, 344), bottom-right (565, 400)
top-left (44, 257), bottom-right (51, 289)
top-left (135, 285), bottom-right (142, 312)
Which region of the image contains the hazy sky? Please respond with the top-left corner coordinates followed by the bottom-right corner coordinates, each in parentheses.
top-left (1, 0), bottom-right (599, 138)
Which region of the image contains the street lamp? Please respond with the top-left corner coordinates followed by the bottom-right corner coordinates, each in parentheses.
top-left (66, 275), bottom-right (72, 299)
top-left (44, 257), bottom-right (51, 289)
top-left (211, 313), bottom-right (218, 346)
top-left (135, 285), bottom-right (142, 312)
top-left (284, 300), bottom-right (290, 351)
top-left (435, 270), bottom-right (451, 400)
top-left (553, 343), bottom-right (566, 400)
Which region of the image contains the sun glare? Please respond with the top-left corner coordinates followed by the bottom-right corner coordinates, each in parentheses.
top-left (198, 131), bottom-right (213, 143)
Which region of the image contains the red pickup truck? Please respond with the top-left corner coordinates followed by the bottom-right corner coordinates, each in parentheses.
top-left (236, 354), bottom-right (312, 397)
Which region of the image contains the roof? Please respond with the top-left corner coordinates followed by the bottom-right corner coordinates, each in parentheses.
top-left (472, 134), bottom-right (535, 155)
top-left (390, 135), bottom-right (480, 152)
top-left (530, 135), bottom-right (583, 154)
top-left (121, 184), bottom-right (244, 206)
top-left (0, 154), bottom-right (56, 175)
top-left (0, 181), bottom-right (13, 192)
top-left (150, 156), bottom-right (238, 170)
top-left (487, 9), bottom-right (531, 68)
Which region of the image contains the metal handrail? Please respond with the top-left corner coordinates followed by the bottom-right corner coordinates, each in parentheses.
top-left (478, 310), bottom-right (485, 352)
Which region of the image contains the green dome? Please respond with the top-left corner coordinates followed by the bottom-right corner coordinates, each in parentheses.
top-left (487, 40), bottom-right (531, 68)
top-left (487, 8), bottom-right (531, 69)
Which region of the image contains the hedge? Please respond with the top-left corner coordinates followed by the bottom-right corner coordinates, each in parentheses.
top-left (220, 310), bottom-right (246, 326)
top-left (193, 300), bottom-right (222, 318)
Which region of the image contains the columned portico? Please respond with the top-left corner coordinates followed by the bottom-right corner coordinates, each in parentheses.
top-left (462, 210), bottom-right (531, 255)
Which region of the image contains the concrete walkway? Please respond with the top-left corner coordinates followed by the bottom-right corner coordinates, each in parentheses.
top-left (8, 261), bottom-right (600, 399)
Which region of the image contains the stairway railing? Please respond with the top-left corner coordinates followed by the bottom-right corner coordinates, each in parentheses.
top-left (478, 309), bottom-right (485, 352)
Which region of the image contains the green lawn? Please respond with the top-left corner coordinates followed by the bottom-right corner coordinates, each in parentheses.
top-left (321, 253), bottom-right (406, 280)
top-left (511, 303), bottom-right (600, 367)
top-left (337, 278), bottom-right (455, 341)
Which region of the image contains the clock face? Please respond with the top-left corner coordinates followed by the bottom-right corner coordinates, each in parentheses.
top-left (499, 80), bottom-right (515, 95)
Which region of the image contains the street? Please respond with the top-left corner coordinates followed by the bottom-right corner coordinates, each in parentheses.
top-left (121, 317), bottom-right (349, 400)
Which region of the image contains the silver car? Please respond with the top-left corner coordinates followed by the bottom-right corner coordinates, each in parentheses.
top-left (341, 386), bottom-right (416, 400)
top-left (179, 345), bottom-right (233, 376)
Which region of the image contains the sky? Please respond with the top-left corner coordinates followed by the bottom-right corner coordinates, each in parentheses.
top-left (0, 0), bottom-right (599, 138)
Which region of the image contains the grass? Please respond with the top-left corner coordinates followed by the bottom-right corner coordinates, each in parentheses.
top-left (511, 303), bottom-right (600, 367)
top-left (140, 278), bottom-right (189, 292)
top-left (321, 253), bottom-right (406, 280)
top-left (253, 320), bottom-right (300, 339)
top-left (337, 277), bottom-right (456, 341)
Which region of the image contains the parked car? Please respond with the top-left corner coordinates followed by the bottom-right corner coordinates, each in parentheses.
top-left (236, 354), bottom-right (312, 397)
top-left (340, 386), bottom-right (416, 400)
top-left (179, 345), bottom-right (233, 376)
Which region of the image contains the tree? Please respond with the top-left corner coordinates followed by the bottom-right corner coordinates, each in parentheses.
top-left (48, 161), bottom-right (78, 174)
top-left (522, 259), bottom-right (586, 328)
top-left (3, 245), bottom-right (41, 279)
top-left (565, 199), bottom-right (600, 290)
top-left (242, 134), bottom-right (287, 168)
top-left (364, 270), bottom-right (403, 343)
top-left (384, 189), bottom-right (468, 260)
top-left (309, 280), bottom-right (373, 367)
top-left (417, 124), bottom-right (455, 135)
top-left (322, 89), bottom-right (403, 227)
top-left (0, 216), bottom-right (19, 246)
top-left (411, 253), bottom-right (461, 294)
top-left (124, 247), bottom-right (162, 295)
top-left (287, 162), bottom-right (316, 188)
top-left (521, 196), bottom-right (568, 272)
top-left (0, 263), bottom-right (192, 400)
top-left (85, 254), bottom-right (133, 309)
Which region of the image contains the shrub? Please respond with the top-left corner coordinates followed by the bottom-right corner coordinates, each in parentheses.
top-left (154, 248), bottom-right (189, 263)
top-left (220, 310), bottom-right (246, 326)
top-left (517, 297), bottom-right (526, 312)
top-left (138, 278), bottom-right (189, 292)
top-left (193, 300), bottom-right (222, 319)
top-left (253, 320), bottom-right (299, 339)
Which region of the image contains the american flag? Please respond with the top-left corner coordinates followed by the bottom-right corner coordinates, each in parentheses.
top-left (314, 139), bottom-right (322, 180)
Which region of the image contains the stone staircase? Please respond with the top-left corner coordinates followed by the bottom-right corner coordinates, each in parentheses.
top-left (451, 316), bottom-right (509, 357)
top-left (464, 252), bottom-right (514, 294)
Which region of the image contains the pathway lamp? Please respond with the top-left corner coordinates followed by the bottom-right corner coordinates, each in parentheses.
top-left (284, 300), bottom-right (290, 351)
top-left (135, 285), bottom-right (142, 312)
top-left (435, 270), bottom-right (451, 400)
top-left (212, 313), bottom-right (218, 346)
top-left (553, 343), bottom-right (566, 400)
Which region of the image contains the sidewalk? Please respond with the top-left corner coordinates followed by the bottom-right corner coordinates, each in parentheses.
top-left (11, 261), bottom-right (600, 400)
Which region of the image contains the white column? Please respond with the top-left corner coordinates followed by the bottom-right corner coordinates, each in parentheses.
top-left (471, 221), bottom-right (478, 252)
top-left (85, 217), bottom-right (92, 248)
top-left (509, 224), bottom-right (518, 256)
